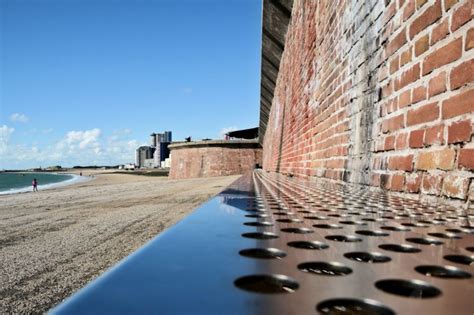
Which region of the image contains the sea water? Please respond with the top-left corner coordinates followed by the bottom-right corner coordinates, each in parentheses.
top-left (0, 172), bottom-right (81, 194)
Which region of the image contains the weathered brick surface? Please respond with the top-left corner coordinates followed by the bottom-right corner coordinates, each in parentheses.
top-left (442, 89), bottom-right (474, 118)
top-left (421, 173), bottom-right (443, 195)
top-left (447, 119), bottom-right (472, 143)
top-left (428, 72), bottom-right (446, 96)
top-left (458, 148), bottom-right (474, 170)
top-left (467, 27), bottom-right (474, 49)
top-left (424, 124), bottom-right (445, 145)
top-left (442, 173), bottom-right (470, 198)
top-left (262, 0), bottom-right (474, 202)
top-left (422, 38), bottom-right (462, 75)
top-left (416, 148), bottom-right (456, 170)
top-left (407, 102), bottom-right (439, 126)
top-left (450, 58), bottom-right (474, 89)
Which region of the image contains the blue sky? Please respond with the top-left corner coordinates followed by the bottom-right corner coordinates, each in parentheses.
top-left (0, 0), bottom-right (262, 169)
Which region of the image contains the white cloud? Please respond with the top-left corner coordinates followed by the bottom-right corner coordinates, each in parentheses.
top-left (0, 125), bottom-right (15, 154)
top-left (0, 127), bottom-right (141, 169)
top-left (219, 126), bottom-right (237, 139)
top-left (10, 113), bottom-right (29, 123)
top-left (66, 128), bottom-right (101, 149)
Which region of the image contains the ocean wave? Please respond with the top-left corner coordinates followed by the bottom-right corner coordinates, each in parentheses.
top-left (0, 174), bottom-right (93, 195)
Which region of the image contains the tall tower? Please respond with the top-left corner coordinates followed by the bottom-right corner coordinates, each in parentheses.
top-left (150, 133), bottom-right (157, 147)
top-left (135, 148), bottom-right (141, 166)
top-left (155, 133), bottom-right (163, 144)
top-left (164, 131), bottom-right (172, 142)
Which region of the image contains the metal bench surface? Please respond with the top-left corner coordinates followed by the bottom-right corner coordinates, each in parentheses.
top-left (51, 171), bottom-right (474, 314)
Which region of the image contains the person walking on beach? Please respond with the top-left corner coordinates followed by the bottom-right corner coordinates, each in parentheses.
top-left (32, 178), bottom-right (38, 192)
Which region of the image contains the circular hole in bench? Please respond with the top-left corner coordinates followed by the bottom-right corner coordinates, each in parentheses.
top-left (375, 279), bottom-right (441, 298)
top-left (379, 244), bottom-right (421, 253)
top-left (317, 298), bottom-right (395, 315)
top-left (298, 261), bottom-right (352, 276)
top-left (415, 265), bottom-right (471, 279)
top-left (325, 235), bottom-right (362, 243)
top-left (239, 248), bottom-right (287, 260)
top-left (287, 241), bottom-right (329, 250)
top-left (242, 232), bottom-right (278, 240)
top-left (344, 252), bottom-right (391, 263)
top-left (234, 274), bottom-right (299, 294)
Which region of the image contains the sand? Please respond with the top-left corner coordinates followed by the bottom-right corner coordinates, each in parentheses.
top-left (0, 171), bottom-right (239, 314)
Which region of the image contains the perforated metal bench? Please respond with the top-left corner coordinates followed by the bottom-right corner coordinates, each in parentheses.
top-left (51, 171), bottom-right (474, 314)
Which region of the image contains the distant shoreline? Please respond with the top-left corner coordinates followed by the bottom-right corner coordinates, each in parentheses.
top-left (0, 172), bottom-right (93, 196)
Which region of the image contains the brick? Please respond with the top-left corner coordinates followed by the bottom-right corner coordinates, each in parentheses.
top-left (405, 173), bottom-right (422, 192)
top-left (430, 18), bottom-right (449, 45)
top-left (395, 132), bottom-right (409, 149)
top-left (409, 0), bottom-right (442, 39)
top-left (372, 156), bottom-right (384, 170)
top-left (388, 154), bottom-right (414, 171)
top-left (407, 102), bottom-right (439, 126)
top-left (416, 148), bottom-right (456, 170)
top-left (380, 64), bottom-right (390, 81)
top-left (400, 48), bottom-right (412, 66)
top-left (422, 38), bottom-right (462, 75)
top-left (384, 1), bottom-right (397, 24)
top-left (382, 114), bottom-right (404, 133)
top-left (412, 86), bottom-right (426, 103)
top-left (450, 59), bottom-right (474, 90)
top-left (403, 0), bottom-right (416, 21)
top-left (451, 0), bottom-right (473, 31)
top-left (442, 174), bottom-right (470, 199)
top-left (382, 80), bottom-right (394, 98)
top-left (397, 63), bottom-right (421, 90)
top-left (391, 174), bottom-right (405, 191)
top-left (428, 71), bottom-right (446, 97)
top-left (448, 119), bottom-right (472, 143)
top-left (399, 90), bottom-right (412, 108)
top-left (375, 139), bottom-right (385, 152)
top-left (409, 129), bottom-right (425, 148)
top-left (390, 57), bottom-right (400, 74)
top-left (416, 0), bottom-right (428, 8)
top-left (444, 0), bottom-right (458, 11)
top-left (421, 173), bottom-right (443, 195)
top-left (381, 173), bottom-right (391, 189)
top-left (442, 89), bottom-right (474, 119)
top-left (467, 28), bottom-right (474, 50)
top-left (458, 148), bottom-right (474, 170)
top-left (415, 34), bottom-right (429, 56)
top-left (424, 124), bottom-right (445, 145)
top-left (371, 173), bottom-right (381, 186)
top-left (387, 28), bottom-right (407, 56)
top-left (385, 135), bottom-right (396, 151)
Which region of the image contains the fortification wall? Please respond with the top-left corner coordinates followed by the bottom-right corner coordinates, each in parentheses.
top-left (263, 0), bottom-right (473, 201)
top-left (169, 141), bottom-right (262, 179)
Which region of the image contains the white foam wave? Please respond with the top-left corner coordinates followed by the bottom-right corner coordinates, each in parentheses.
top-left (0, 174), bottom-right (93, 195)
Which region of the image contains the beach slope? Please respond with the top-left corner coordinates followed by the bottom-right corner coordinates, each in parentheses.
top-left (0, 172), bottom-right (239, 313)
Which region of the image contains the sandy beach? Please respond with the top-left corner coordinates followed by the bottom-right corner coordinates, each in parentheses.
top-left (0, 171), bottom-right (239, 314)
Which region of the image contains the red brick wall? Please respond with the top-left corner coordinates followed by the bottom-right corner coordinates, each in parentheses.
top-left (263, 0), bottom-right (473, 201)
top-left (169, 146), bottom-right (262, 179)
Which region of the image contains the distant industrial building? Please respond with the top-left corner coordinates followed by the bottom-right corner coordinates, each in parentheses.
top-left (135, 146), bottom-right (155, 168)
top-left (135, 131), bottom-right (172, 168)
